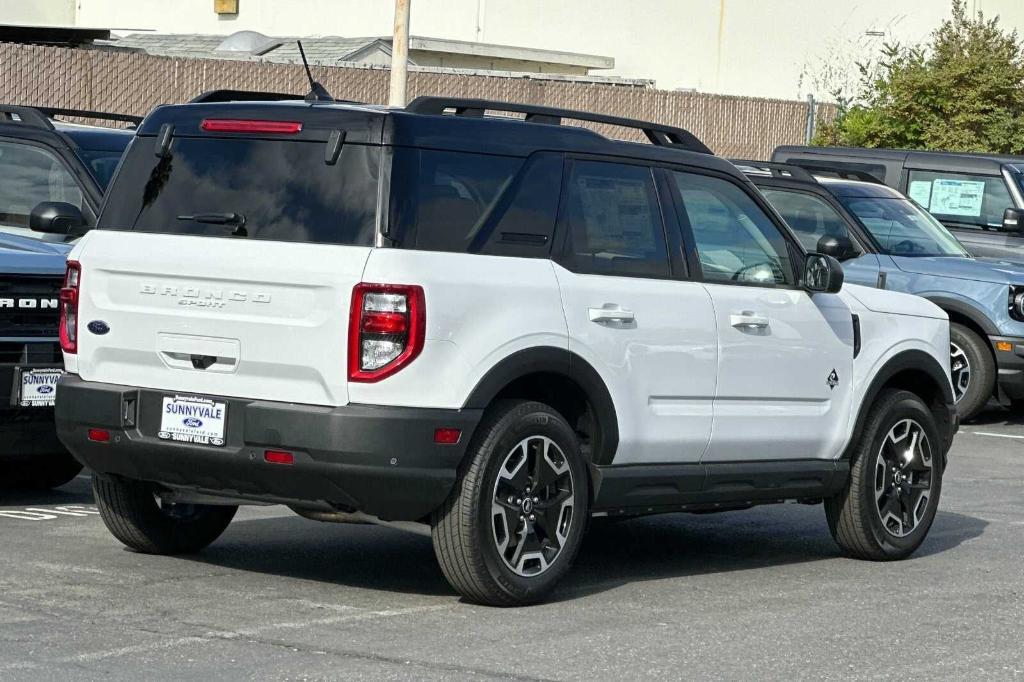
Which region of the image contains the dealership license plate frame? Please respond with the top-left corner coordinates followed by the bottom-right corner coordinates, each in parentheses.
top-left (158, 395), bottom-right (227, 447)
top-left (13, 366), bottom-right (63, 407)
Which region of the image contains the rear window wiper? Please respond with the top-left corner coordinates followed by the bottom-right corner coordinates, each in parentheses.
top-left (177, 212), bottom-right (247, 237)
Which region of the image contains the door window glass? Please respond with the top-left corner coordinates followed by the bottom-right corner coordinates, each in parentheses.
top-left (673, 172), bottom-right (793, 285)
top-left (0, 141), bottom-right (83, 229)
top-left (760, 188), bottom-right (859, 253)
top-left (906, 169), bottom-right (1013, 230)
top-left (561, 160), bottom-right (670, 278)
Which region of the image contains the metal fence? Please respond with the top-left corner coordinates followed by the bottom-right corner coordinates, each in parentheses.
top-left (0, 42), bottom-right (834, 159)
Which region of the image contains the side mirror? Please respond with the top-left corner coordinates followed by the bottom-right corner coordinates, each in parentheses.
top-left (1001, 207), bottom-right (1024, 234)
top-left (804, 252), bottom-right (844, 294)
top-left (29, 201), bottom-right (87, 236)
top-left (816, 234), bottom-right (860, 261)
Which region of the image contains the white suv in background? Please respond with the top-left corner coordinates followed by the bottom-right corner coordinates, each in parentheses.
top-left (46, 95), bottom-right (957, 606)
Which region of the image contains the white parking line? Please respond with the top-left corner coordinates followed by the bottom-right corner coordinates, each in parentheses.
top-left (966, 431), bottom-right (1024, 440)
top-left (0, 603), bottom-right (450, 671)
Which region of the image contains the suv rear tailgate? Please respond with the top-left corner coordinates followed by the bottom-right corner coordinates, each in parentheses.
top-left (73, 231), bottom-right (370, 406)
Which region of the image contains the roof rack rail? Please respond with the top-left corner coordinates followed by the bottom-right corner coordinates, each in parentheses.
top-left (0, 105), bottom-right (142, 128)
top-left (405, 96), bottom-right (713, 155)
top-left (0, 105), bottom-right (53, 129)
top-left (730, 159), bottom-right (816, 182)
top-left (785, 161), bottom-right (883, 184)
top-left (37, 107), bottom-right (142, 125)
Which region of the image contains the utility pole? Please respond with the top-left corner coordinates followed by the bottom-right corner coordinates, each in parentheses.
top-left (389, 0), bottom-right (411, 107)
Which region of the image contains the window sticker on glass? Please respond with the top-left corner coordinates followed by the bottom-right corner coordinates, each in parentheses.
top-left (929, 179), bottom-right (986, 217)
top-left (907, 180), bottom-right (933, 208)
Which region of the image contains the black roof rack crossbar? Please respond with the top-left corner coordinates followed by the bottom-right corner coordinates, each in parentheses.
top-left (406, 96), bottom-right (714, 155)
top-left (730, 159), bottom-right (816, 182)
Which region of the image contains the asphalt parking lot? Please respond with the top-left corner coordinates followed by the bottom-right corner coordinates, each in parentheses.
top-left (2, 411), bottom-right (1022, 681)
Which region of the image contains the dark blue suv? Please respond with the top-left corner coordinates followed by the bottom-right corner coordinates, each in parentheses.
top-left (0, 106), bottom-right (135, 488)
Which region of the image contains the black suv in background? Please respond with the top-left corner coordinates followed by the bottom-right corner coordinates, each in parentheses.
top-left (773, 145), bottom-right (1024, 260)
top-left (0, 105), bottom-right (136, 488)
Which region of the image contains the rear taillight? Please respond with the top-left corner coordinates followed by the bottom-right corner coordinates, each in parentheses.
top-left (59, 261), bottom-right (81, 354)
top-left (348, 283), bottom-right (425, 382)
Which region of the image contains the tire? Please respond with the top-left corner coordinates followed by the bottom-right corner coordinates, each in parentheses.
top-left (431, 400), bottom-right (589, 606)
top-left (950, 322), bottom-right (994, 421)
top-left (92, 475), bottom-right (237, 555)
top-left (826, 389), bottom-right (944, 561)
top-left (2, 451), bottom-right (83, 490)
top-left (27, 451), bottom-right (83, 489)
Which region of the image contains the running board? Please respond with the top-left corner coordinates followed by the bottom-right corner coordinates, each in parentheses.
top-left (592, 460), bottom-right (849, 514)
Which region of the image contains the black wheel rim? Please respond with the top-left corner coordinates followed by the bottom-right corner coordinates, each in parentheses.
top-left (874, 418), bottom-right (933, 538)
top-left (949, 342), bottom-right (971, 404)
top-left (491, 435), bottom-right (575, 577)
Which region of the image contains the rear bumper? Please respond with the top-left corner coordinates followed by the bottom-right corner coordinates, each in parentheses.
top-left (0, 409), bottom-right (64, 458)
top-left (54, 375), bottom-right (482, 521)
top-left (1, 339), bottom-right (63, 458)
top-left (990, 335), bottom-right (1024, 401)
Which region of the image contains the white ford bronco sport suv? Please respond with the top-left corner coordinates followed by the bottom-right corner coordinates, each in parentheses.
top-left (52, 94), bottom-right (957, 606)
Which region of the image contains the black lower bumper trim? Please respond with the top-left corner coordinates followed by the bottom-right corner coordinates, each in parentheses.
top-left (990, 335), bottom-right (1024, 401)
top-left (55, 376), bottom-right (482, 521)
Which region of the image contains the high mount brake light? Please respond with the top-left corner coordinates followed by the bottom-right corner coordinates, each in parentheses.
top-left (200, 119), bottom-right (303, 134)
top-left (59, 261), bottom-right (81, 354)
top-left (348, 283), bottom-right (425, 382)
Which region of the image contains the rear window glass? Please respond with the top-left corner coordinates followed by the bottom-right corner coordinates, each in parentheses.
top-left (99, 137), bottom-right (380, 246)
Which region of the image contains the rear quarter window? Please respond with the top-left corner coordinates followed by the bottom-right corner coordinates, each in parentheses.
top-left (388, 149), bottom-right (562, 257)
top-left (99, 137), bottom-right (380, 246)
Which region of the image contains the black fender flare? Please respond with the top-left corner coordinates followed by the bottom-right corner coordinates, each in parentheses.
top-left (924, 296), bottom-right (998, 336)
top-left (463, 346), bottom-right (619, 465)
top-left (846, 349), bottom-right (955, 459)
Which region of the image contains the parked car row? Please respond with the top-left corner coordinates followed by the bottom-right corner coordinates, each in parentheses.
top-left (3, 91), bottom-right (1017, 606)
top-left (737, 158), bottom-right (1024, 421)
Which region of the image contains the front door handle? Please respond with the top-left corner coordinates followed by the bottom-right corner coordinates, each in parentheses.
top-left (730, 311), bottom-right (769, 330)
top-left (589, 306), bottom-right (635, 323)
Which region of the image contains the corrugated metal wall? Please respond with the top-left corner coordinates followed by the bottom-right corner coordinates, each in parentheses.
top-left (0, 43), bottom-right (834, 158)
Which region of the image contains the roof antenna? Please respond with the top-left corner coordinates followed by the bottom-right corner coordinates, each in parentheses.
top-left (297, 41), bottom-right (333, 102)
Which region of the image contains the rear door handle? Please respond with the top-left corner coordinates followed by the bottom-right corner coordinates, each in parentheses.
top-left (730, 312), bottom-right (769, 330)
top-left (589, 306), bottom-right (635, 323)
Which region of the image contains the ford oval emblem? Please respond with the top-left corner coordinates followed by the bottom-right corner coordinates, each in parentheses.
top-left (183, 417), bottom-right (203, 428)
top-left (38, 385), bottom-right (55, 395)
top-left (87, 320), bottom-right (110, 335)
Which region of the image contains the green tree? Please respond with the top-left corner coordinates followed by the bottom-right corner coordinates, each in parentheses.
top-left (814, 0), bottom-right (1024, 153)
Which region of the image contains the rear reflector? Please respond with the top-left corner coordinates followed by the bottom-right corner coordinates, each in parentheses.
top-left (87, 428), bottom-right (110, 443)
top-left (433, 428), bottom-right (462, 445)
top-left (264, 450), bottom-right (295, 465)
top-left (200, 119), bottom-right (303, 134)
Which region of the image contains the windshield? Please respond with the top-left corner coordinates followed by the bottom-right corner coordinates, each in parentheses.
top-left (100, 137), bottom-right (380, 246)
top-left (839, 195), bottom-right (969, 257)
top-left (76, 148), bottom-right (126, 189)
top-left (1014, 169), bottom-right (1024, 199)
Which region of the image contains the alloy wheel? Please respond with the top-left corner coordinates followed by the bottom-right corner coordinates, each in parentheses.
top-left (949, 342), bottom-right (971, 403)
top-left (491, 436), bottom-right (575, 577)
top-left (874, 418), bottom-right (933, 538)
